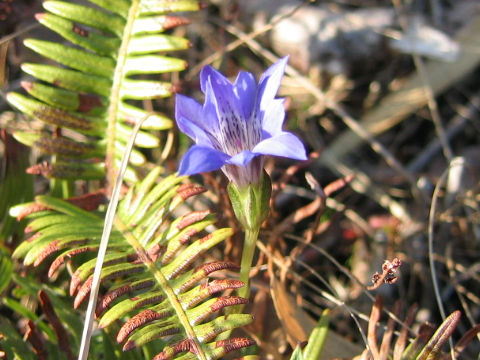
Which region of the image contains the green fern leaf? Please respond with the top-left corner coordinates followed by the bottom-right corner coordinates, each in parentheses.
top-left (0, 317), bottom-right (37, 360)
top-left (7, 0), bottom-right (199, 183)
top-left (0, 251), bottom-right (13, 294)
top-left (13, 169), bottom-right (255, 359)
top-left (0, 275), bottom-right (116, 359)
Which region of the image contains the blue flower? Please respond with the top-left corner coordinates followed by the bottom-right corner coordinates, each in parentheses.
top-left (175, 57), bottom-right (307, 187)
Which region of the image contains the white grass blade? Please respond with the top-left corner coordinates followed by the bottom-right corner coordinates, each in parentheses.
top-left (77, 115), bottom-right (150, 360)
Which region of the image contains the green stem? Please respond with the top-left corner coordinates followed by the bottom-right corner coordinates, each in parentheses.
top-left (238, 228), bottom-right (259, 301)
top-left (221, 227), bottom-right (259, 328)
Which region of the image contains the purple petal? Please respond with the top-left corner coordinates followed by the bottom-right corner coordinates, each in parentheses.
top-left (200, 65), bottom-right (231, 95)
top-left (175, 94), bottom-right (202, 126)
top-left (202, 79), bottom-right (220, 133)
top-left (178, 145), bottom-right (230, 175)
top-left (227, 150), bottom-right (258, 166)
top-left (252, 132), bottom-right (307, 160)
top-left (200, 65), bottom-right (224, 93)
top-left (175, 95), bottom-right (213, 147)
top-left (234, 71), bottom-right (256, 120)
top-left (201, 65), bottom-right (242, 122)
top-left (257, 56), bottom-right (288, 112)
top-left (261, 99), bottom-right (285, 137)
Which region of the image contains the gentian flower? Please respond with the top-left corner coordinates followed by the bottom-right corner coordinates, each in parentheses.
top-left (175, 57), bottom-right (307, 188)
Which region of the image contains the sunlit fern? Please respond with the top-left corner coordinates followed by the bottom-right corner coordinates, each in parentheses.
top-left (9, 168), bottom-right (254, 359)
top-left (6, 0), bottom-right (197, 184)
top-left (2, 1), bottom-right (255, 358)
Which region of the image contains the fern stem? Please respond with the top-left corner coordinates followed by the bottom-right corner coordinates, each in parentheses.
top-left (238, 228), bottom-right (259, 301)
top-left (78, 0), bottom-right (137, 349)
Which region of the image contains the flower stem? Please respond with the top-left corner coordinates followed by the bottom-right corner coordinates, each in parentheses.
top-left (227, 174), bottom-right (270, 305)
top-left (238, 228), bottom-right (259, 300)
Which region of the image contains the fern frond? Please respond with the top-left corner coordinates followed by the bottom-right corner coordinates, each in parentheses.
top-left (0, 127), bottom-right (33, 242)
top-left (0, 274), bottom-right (131, 359)
top-left (12, 169), bottom-right (254, 359)
top-left (0, 272), bottom-right (85, 360)
top-left (0, 249), bottom-right (13, 295)
top-left (0, 317), bottom-right (38, 360)
top-left (7, 0), bottom-right (199, 183)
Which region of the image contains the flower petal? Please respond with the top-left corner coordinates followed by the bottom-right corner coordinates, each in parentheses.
top-left (200, 65), bottom-right (226, 93)
top-left (257, 56), bottom-right (288, 112)
top-left (200, 65), bottom-right (233, 97)
top-left (261, 98), bottom-right (285, 137)
top-left (175, 95), bottom-right (213, 147)
top-left (201, 65), bottom-right (242, 122)
top-left (175, 94), bottom-right (202, 127)
top-left (202, 79), bottom-right (220, 133)
top-left (202, 65), bottom-right (262, 155)
top-left (252, 132), bottom-right (307, 160)
top-left (234, 71), bottom-right (256, 120)
top-left (227, 150), bottom-right (258, 166)
top-left (178, 145), bottom-right (230, 175)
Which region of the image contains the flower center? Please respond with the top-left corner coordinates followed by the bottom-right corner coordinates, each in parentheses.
top-left (213, 100), bottom-right (261, 156)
